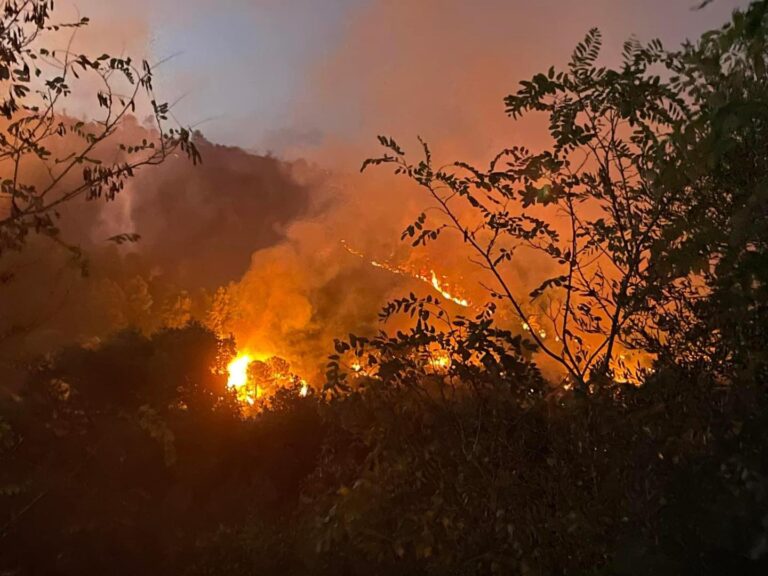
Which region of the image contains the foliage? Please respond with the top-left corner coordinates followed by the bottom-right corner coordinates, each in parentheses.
top-left (327, 294), bottom-right (544, 403)
top-left (1, 337), bottom-right (767, 575)
top-left (0, 0), bottom-right (200, 261)
top-left (3, 2), bottom-right (768, 576)
top-left (362, 33), bottom-right (690, 389)
top-left (307, 2), bottom-right (768, 573)
top-left (633, 0), bottom-right (768, 380)
top-left (360, 2), bottom-right (767, 391)
top-left (304, 368), bottom-right (768, 575)
top-left (0, 324), bottom-right (325, 575)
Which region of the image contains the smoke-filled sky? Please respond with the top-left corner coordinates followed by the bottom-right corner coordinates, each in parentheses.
top-left (0, 0), bottom-right (753, 385)
top-left (73, 0), bottom-right (748, 161)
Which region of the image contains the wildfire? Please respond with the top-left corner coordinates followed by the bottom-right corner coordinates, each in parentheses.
top-left (226, 353), bottom-right (260, 406)
top-left (342, 240), bottom-right (470, 307)
top-left (340, 241), bottom-right (654, 387)
top-left (428, 352), bottom-right (452, 371)
top-left (429, 271), bottom-right (470, 307)
top-left (610, 351), bottom-right (654, 386)
top-left (225, 351), bottom-right (309, 408)
top-left (227, 354), bottom-right (252, 389)
top-left (348, 359), bottom-right (375, 377)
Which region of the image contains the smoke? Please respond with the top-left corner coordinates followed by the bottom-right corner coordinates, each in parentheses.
top-left (0, 122), bottom-right (321, 386)
top-left (2, 0), bottom-right (750, 388)
top-left (205, 0), bottom-right (749, 380)
top-left (59, 0), bottom-right (748, 157)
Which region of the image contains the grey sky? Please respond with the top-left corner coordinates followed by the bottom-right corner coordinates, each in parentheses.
top-left (74, 0), bottom-right (749, 155)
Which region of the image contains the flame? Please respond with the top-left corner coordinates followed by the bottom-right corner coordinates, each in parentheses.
top-left (610, 351), bottom-right (654, 386)
top-left (340, 242), bottom-right (657, 386)
top-left (227, 354), bottom-right (252, 389)
top-left (429, 271), bottom-right (470, 307)
top-left (429, 352), bottom-right (452, 371)
top-left (225, 351), bottom-right (309, 408)
top-left (227, 353), bottom-right (259, 406)
top-left (342, 240), bottom-right (470, 307)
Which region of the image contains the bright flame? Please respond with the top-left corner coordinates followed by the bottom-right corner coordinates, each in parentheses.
top-left (227, 354), bottom-right (252, 389)
top-left (340, 242), bottom-right (657, 386)
top-left (342, 240), bottom-right (470, 307)
top-left (225, 351), bottom-right (312, 409)
top-left (429, 352), bottom-right (452, 371)
top-left (429, 271), bottom-right (470, 307)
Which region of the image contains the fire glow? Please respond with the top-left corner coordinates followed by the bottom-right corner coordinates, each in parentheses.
top-left (343, 240), bottom-right (470, 307)
top-left (226, 353), bottom-right (262, 405)
top-left (227, 354), bottom-right (252, 389)
top-left (226, 352), bottom-right (310, 408)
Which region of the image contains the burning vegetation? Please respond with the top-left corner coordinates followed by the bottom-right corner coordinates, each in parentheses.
top-left (1, 1), bottom-right (768, 575)
top-left (225, 352), bottom-right (309, 409)
top-left (341, 239), bottom-right (471, 307)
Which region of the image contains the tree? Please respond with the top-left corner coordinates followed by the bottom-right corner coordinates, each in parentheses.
top-left (633, 0), bottom-right (768, 379)
top-left (361, 7), bottom-right (768, 390)
top-left (0, 0), bottom-right (199, 261)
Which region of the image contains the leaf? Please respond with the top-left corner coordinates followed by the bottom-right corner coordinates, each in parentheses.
top-left (107, 233), bottom-right (141, 245)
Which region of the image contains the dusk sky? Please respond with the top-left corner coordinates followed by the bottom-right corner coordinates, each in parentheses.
top-left (72, 0), bottom-right (748, 160)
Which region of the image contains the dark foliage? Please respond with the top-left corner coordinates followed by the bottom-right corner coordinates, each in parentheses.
top-left (2, 325), bottom-right (765, 576)
top-left (0, 325), bottom-right (326, 575)
top-left (2, 2), bottom-right (768, 576)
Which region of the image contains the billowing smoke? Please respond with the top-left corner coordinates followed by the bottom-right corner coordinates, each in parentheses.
top-left (0, 122), bottom-right (321, 386)
top-left (205, 0), bottom-right (745, 382)
top-left (1, 0), bottom-right (745, 388)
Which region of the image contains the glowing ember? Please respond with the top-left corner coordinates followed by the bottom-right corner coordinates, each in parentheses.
top-left (227, 354), bottom-right (252, 389)
top-left (521, 318), bottom-right (547, 340)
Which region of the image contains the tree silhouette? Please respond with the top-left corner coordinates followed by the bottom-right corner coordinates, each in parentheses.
top-left (361, 5), bottom-right (768, 390)
top-left (0, 0), bottom-right (199, 261)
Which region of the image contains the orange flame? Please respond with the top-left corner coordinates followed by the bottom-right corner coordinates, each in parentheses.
top-left (227, 354), bottom-right (252, 389)
top-left (428, 351), bottom-right (452, 371)
top-left (343, 240), bottom-right (470, 307)
top-left (428, 271), bottom-right (470, 307)
top-left (226, 351), bottom-right (308, 408)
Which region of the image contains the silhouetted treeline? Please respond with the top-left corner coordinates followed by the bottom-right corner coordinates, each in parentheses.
top-left (0, 322), bottom-right (766, 575)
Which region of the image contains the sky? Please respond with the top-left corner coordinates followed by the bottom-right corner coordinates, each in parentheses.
top-left (70, 0), bottom-right (749, 161)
